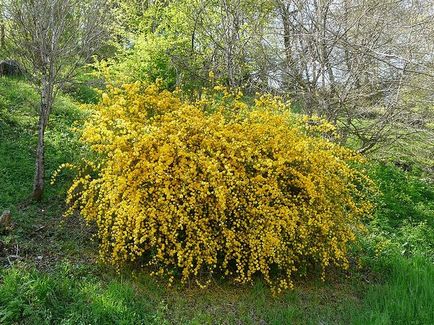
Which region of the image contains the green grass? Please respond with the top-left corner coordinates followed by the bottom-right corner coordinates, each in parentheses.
top-left (349, 162), bottom-right (434, 324)
top-left (0, 263), bottom-right (163, 324)
top-left (0, 76), bottom-right (94, 270)
top-left (352, 255), bottom-right (434, 325)
top-left (0, 76), bottom-right (433, 324)
top-left (0, 76), bottom-right (85, 208)
top-left (0, 264), bottom-right (358, 324)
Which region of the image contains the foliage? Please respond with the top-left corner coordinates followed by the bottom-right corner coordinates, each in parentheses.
top-left (96, 0), bottom-right (190, 89)
top-left (370, 163), bottom-right (434, 230)
top-left (350, 163), bottom-right (434, 323)
top-left (64, 82), bottom-right (374, 291)
top-left (100, 0), bottom-right (275, 92)
top-left (354, 163), bottom-right (434, 263)
top-left (96, 34), bottom-right (180, 89)
top-left (63, 70), bottom-right (102, 105)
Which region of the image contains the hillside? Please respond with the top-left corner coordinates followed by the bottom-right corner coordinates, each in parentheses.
top-left (0, 76), bottom-right (433, 324)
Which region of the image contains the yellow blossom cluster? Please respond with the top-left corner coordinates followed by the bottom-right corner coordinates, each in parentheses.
top-left (66, 82), bottom-right (374, 291)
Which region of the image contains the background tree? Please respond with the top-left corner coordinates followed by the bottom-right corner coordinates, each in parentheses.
top-left (0, 0), bottom-right (6, 53)
top-left (273, 0), bottom-right (434, 154)
top-left (96, 0), bottom-right (434, 169)
top-left (5, 0), bottom-right (111, 200)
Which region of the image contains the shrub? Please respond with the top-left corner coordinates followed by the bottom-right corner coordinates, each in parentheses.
top-left (94, 34), bottom-right (179, 90)
top-left (66, 82), bottom-right (374, 291)
top-left (354, 163), bottom-right (434, 264)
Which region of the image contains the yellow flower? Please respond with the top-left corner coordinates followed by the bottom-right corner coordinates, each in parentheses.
top-left (65, 81), bottom-right (375, 291)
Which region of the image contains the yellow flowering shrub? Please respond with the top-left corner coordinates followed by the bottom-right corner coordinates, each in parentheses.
top-left (66, 82), bottom-right (374, 291)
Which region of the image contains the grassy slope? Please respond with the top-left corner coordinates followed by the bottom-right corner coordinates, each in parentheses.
top-left (0, 76), bottom-right (433, 324)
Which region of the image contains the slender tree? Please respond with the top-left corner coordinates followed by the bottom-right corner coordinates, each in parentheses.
top-left (0, 0), bottom-right (5, 51)
top-left (5, 0), bottom-right (111, 200)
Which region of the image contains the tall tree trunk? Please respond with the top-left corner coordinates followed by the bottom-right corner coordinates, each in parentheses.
top-left (0, 3), bottom-right (4, 50)
top-left (0, 23), bottom-right (4, 49)
top-left (32, 113), bottom-right (46, 200)
top-left (32, 78), bottom-right (51, 201)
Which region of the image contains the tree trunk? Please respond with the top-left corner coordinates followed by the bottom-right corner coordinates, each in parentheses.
top-left (32, 114), bottom-right (46, 200)
top-left (0, 23), bottom-right (4, 49)
top-left (32, 78), bottom-right (51, 201)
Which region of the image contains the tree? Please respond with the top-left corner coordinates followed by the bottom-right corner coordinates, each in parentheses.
top-left (0, 0), bottom-right (5, 52)
top-left (273, 0), bottom-right (434, 153)
top-left (92, 0), bottom-right (434, 162)
top-left (106, 0), bottom-right (275, 91)
top-left (5, 0), bottom-right (111, 200)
